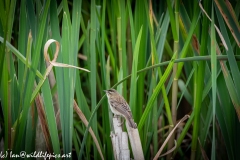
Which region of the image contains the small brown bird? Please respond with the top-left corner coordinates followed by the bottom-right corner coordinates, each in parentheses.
top-left (104, 89), bottom-right (137, 129)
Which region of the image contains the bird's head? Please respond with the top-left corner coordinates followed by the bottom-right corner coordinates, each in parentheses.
top-left (104, 89), bottom-right (118, 98)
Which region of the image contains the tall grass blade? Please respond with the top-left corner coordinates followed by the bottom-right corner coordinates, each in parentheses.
top-left (138, 54), bottom-right (176, 130)
top-left (129, 27), bottom-right (142, 120)
top-left (89, 0), bottom-right (99, 158)
top-left (0, 55), bottom-right (9, 151)
top-left (191, 1), bottom-right (210, 159)
top-left (60, 11), bottom-right (71, 155)
top-left (214, 0), bottom-right (240, 47)
top-left (15, 0), bottom-right (50, 151)
top-left (210, 4), bottom-right (217, 159)
top-left (41, 80), bottom-right (61, 157)
top-left (215, 5), bottom-right (240, 119)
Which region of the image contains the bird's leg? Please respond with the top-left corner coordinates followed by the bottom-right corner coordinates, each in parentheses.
top-left (117, 117), bottom-right (125, 127)
top-left (113, 115), bottom-right (124, 127)
top-left (118, 120), bottom-right (124, 127)
top-left (113, 114), bottom-right (120, 118)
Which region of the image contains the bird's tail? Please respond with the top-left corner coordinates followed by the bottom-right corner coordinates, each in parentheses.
top-left (126, 118), bottom-right (137, 129)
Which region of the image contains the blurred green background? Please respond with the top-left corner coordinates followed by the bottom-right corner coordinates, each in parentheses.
top-left (0, 0), bottom-right (240, 159)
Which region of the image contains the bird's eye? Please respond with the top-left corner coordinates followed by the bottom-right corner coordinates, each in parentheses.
top-left (106, 89), bottom-right (115, 95)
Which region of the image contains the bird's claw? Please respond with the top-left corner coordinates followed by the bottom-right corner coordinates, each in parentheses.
top-left (117, 120), bottom-right (124, 127)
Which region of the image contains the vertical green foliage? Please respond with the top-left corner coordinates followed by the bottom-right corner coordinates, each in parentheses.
top-left (0, 0), bottom-right (16, 151)
top-left (214, 3), bottom-right (240, 159)
top-left (167, 0), bottom-right (179, 157)
top-left (89, 0), bottom-right (99, 158)
top-left (138, 54), bottom-right (176, 130)
top-left (69, 0), bottom-right (82, 154)
top-left (215, 2), bottom-right (240, 117)
top-left (177, 2), bottom-right (200, 78)
top-left (0, 1), bottom-right (240, 159)
top-left (0, 56), bottom-right (9, 151)
top-left (216, 74), bottom-right (237, 160)
top-left (155, 6), bottom-right (173, 130)
top-left (17, 0), bottom-right (27, 122)
top-left (50, 0), bottom-right (61, 41)
top-left (191, 0), bottom-right (210, 159)
top-left (42, 79), bottom-right (61, 157)
top-left (106, 1), bottom-right (117, 81)
top-left (143, 2), bottom-right (174, 155)
top-left (61, 12), bottom-right (71, 154)
top-left (25, 110), bottom-right (36, 154)
top-left (49, 2), bottom-right (63, 157)
top-left (210, 3), bottom-right (217, 159)
top-left (119, 0), bottom-right (127, 98)
top-left (215, 0), bottom-right (240, 46)
top-left (129, 27), bottom-right (142, 121)
top-left (174, 1), bottom-right (200, 156)
top-left (134, 0), bottom-right (148, 123)
top-left (26, 0), bottom-right (37, 41)
top-left (56, 0), bottom-right (83, 156)
top-left (24, 31), bottom-right (33, 154)
top-left (98, 0), bottom-right (112, 158)
top-left (15, 0), bottom-right (51, 151)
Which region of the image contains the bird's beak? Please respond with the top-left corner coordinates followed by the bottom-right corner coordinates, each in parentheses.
top-left (103, 90), bottom-right (107, 92)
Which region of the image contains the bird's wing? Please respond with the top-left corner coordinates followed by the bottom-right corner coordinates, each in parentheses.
top-left (109, 98), bottom-right (133, 119)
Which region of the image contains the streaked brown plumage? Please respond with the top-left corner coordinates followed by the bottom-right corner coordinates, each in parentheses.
top-left (104, 89), bottom-right (137, 129)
